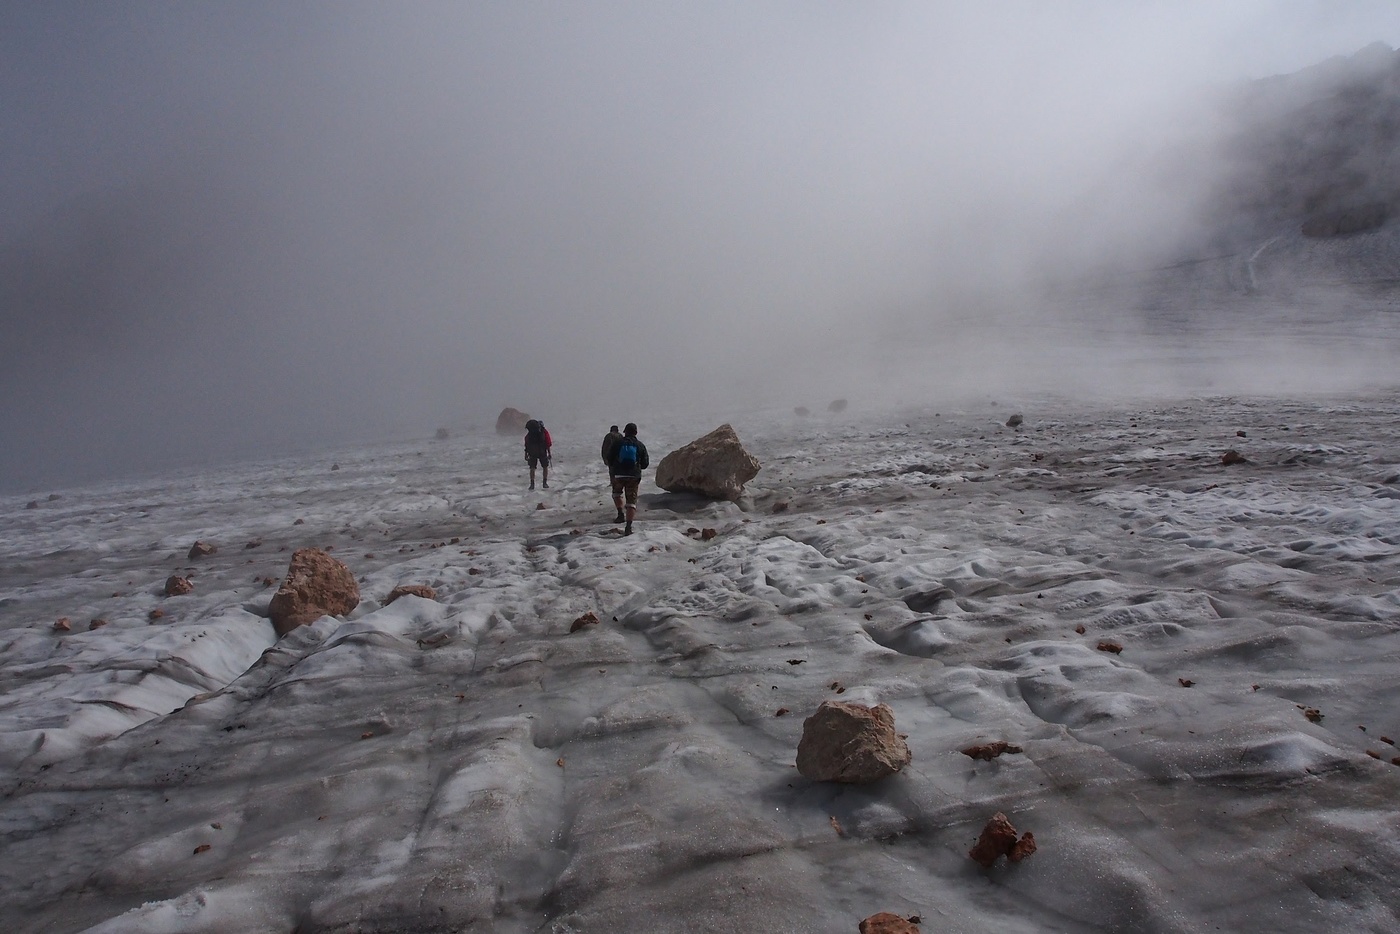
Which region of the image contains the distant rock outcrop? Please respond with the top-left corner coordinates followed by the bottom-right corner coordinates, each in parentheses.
top-left (655, 424), bottom-right (761, 502)
top-left (434, 427), bottom-right (450, 440)
top-left (268, 547), bottom-right (360, 637)
top-left (795, 700), bottom-right (911, 784)
top-left (495, 407), bottom-right (531, 435)
top-left (828, 398), bottom-right (848, 413)
top-left (1005, 413), bottom-right (1024, 428)
top-left (187, 540), bottom-right (217, 559)
top-left (794, 406), bottom-right (810, 417)
top-left (386, 584), bottom-right (436, 605)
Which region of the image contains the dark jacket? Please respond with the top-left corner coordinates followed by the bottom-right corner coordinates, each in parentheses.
top-left (601, 431), bottom-right (623, 467)
top-left (607, 435), bottom-right (648, 479)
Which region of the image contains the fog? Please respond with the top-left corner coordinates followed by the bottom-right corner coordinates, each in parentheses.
top-left (2, 2), bottom-right (1398, 492)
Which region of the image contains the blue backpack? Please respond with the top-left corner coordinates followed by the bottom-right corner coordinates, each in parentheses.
top-left (615, 438), bottom-right (638, 466)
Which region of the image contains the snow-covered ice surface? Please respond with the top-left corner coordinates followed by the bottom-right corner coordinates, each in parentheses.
top-left (4, 392), bottom-right (1400, 933)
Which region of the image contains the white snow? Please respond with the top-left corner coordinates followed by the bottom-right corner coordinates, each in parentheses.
top-left (4, 392), bottom-right (1400, 931)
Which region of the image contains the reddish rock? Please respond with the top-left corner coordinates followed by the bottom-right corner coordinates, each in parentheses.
top-left (88, 618), bottom-right (108, 630)
top-left (267, 548), bottom-right (360, 637)
top-left (187, 540), bottom-right (217, 559)
top-left (961, 741), bottom-right (1023, 761)
top-left (700, 528), bottom-right (717, 541)
top-left (772, 501), bottom-right (790, 514)
top-left (293, 518), bottom-right (306, 525)
top-left (165, 576), bottom-right (194, 596)
top-left (25, 500), bottom-right (39, 510)
top-left (53, 618), bottom-right (71, 632)
top-left (570, 611), bottom-right (600, 633)
top-left (385, 584), bottom-right (437, 605)
top-left (1096, 641), bottom-right (1123, 654)
top-left (859, 913), bottom-right (920, 934)
top-left (796, 701), bottom-right (911, 784)
top-left (495, 407), bottom-right (531, 435)
top-left (1221, 449), bottom-right (1247, 465)
top-left (148, 608), bottom-right (165, 621)
top-left (969, 812), bottom-right (1036, 868)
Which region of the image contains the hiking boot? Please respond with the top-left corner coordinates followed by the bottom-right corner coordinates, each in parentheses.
top-left (614, 511), bottom-right (626, 523)
top-left (542, 481), bottom-right (549, 489)
top-left (624, 521), bottom-right (633, 536)
top-left (529, 482), bottom-right (535, 491)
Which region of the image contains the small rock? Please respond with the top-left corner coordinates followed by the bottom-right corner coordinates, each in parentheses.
top-left (293, 518), bottom-right (306, 525)
top-left (1221, 450), bottom-right (1247, 466)
top-left (1096, 641), bottom-right (1123, 654)
top-left (1005, 413), bottom-right (1024, 428)
top-left (570, 611), bottom-right (600, 633)
top-left (386, 584), bottom-right (437, 604)
top-left (187, 541), bottom-right (217, 559)
top-left (25, 500), bottom-right (39, 510)
top-left (536, 502), bottom-right (547, 511)
top-left (775, 707), bottom-right (790, 717)
top-left (1236, 430), bottom-right (1247, 437)
top-left (1179, 678), bottom-right (1195, 687)
top-left (244, 539), bottom-right (262, 549)
top-left (859, 912), bottom-right (920, 934)
top-left (88, 619), bottom-right (108, 630)
top-left (772, 501), bottom-right (790, 514)
top-left (1074, 624), bottom-right (1086, 634)
top-left (331, 464), bottom-right (340, 471)
top-left (192, 844), bottom-right (211, 855)
top-left (960, 741), bottom-right (1023, 761)
top-left (969, 812), bottom-right (1036, 868)
top-left (1303, 707), bottom-right (1323, 723)
top-left (148, 609), bottom-right (165, 621)
top-left (164, 576), bottom-right (194, 596)
top-left (700, 528), bottom-right (717, 541)
top-left (53, 618), bottom-right (71, 632)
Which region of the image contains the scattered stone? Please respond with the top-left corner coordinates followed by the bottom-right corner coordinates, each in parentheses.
top-left (570, 611), bottom-right (600, 633)
top-left (495, 407), bottom-right (531, 435)
top-left (1236, 430), bottom-right (1247, 438)
top-left (244, 539), bottom-right (263, 549)
top-left (435, 427), bottom-right (450, 440)
top-left (796, 701), bottom-right (912, 784)
top-left (1097, 641), bottom-right (1123, 654)
top-left (267, 548), bottom-right (360, 637)
top-left (1302, 706), bottom-right (1323, 723)
top-left (655, 424), bottom-right (762, 502)
top-left (787, 659), bottom-right (805, 666)
top-left (794, 406), bottom-right (810, 417)
top-left (775, 707), bottom-right (790, 717)
top-left (88, 619), bottom-right (108, 630)
top-left (1005, 413), bottom-right (1024, 428)
top-left (1179, 678), bottom-right (1195, 687)
top-left (1074, 624), bottom-right (1086, 635)
top-left (1221, 450), bottom-right (1247, 465)
top-left (293, 518), bottom-right (306, 525)
top-left (961, 741), bottom-right (1023, 761)
top-left (386, 584), bottom-right (437, 605)
top-left (192, 844), bottom-right (211, 855)
top-left (360, 731), bottom-right (374, 739)
top-left (828, 398), bottom-right (848, 413)
top-left (772, 501), bottom-right (790, 514)
top-left (53, 618), bottom-right (71, 632)
top-left (148, 608), bottom-right (165, 621)
top-left (969, 812), bottom-right (1036, 868)
top-left (1382, 736), bottom-right (1395, 746)
top-left (25, 500), bottom-right (39, 509)
top-left (859, 912), bottom-right (920, 934)
top-left (165, 576), bottom-right (194, 596)
top-left (700, 528), bottom-right (717, 541)
top-left (536, 502), bottom-right (547, 511)
top-left (829, 815), bottom-right (844, 836)
top-left (187, 540), bottom-right (217, 559)
top-left (330, 464), bottom-right (339, 471)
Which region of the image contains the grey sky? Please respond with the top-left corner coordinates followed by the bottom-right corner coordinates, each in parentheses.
top-left (2, 2), bottom-right (1397, 492)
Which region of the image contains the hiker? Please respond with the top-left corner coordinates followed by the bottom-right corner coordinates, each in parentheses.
top-left (607, 422), bottom-right (649, 534)
top-left (601, 425), bottom-right (623, 478)
top-left (524, 419), bottom-right (552, 490)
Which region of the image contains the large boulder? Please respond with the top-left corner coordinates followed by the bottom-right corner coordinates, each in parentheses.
top-left (654, 424), bottom-right (761, 502)
top-left (495, 407), bottom-right (531, 435)
top-left (796, 701), bottom-right (911, 784)
top-left (268, 548), bottom-right (360, 637)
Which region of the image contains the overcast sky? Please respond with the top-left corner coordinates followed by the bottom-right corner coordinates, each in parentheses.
top-left (2, 2), bottom-right (1398, 492)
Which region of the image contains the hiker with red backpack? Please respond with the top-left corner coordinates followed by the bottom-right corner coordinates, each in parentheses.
top-left (607, 422), bottom-right (649, 535)
top-left (524, 419), bottom-right (552, 490)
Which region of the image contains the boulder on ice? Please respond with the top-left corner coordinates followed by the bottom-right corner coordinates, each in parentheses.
top-left (654, 424), bottom-right (761, 502)
top-left (268, 547), bottom-right (360, 637)
top-left (495, 407), bottom-right (531, 435)
top-left (796, 700), bottom-right (911, 784)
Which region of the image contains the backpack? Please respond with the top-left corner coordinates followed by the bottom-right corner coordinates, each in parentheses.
top-left (615, 438), bottom-right (638, 466)
top-left (525, 421), bottom-right (549, 455)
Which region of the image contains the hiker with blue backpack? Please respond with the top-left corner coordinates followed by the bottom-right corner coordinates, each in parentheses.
top-left (607, 422), bottom-right (649, 535)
